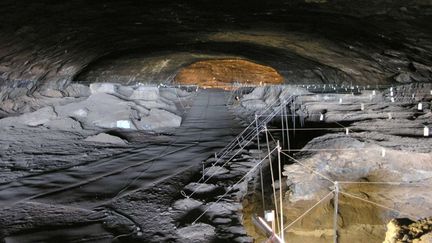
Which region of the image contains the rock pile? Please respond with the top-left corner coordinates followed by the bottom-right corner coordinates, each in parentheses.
top-left (0, 83), bottom-right (192, 132)
top-left (172, 145), bottom-right (266, 242)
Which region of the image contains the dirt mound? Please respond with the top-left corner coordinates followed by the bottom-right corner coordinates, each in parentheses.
top-left (175, 59), bottom-right (283, 88)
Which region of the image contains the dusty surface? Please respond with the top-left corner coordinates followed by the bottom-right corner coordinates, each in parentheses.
top-left (0, 126), bottom-right (133, 184)
top-left (175, 59), bottom-right (283, 88)
top-left (0, 89), bottom-right (249, 242)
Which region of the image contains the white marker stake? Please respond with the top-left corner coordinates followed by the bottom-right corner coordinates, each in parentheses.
top-left (424, 126), bottom-right (430, 137)
top-left (418, 103), bottom-right (423, 111)
top-left (116, 120), bottom-right (131, 129)
top-left (388, 113), bottom-right (392, 120)
top-left (361, 103), bottom-right (365, 111)
top-left (339, 98), bottom-right (343, 104)
top-left (381, 148), bottom-right (386, 157)
top-left (391, 97), bottom-right (395, 103)
top-left (320, 113), bottom-right (324, 121)
top-left (345, 128), bottom-right (349, 135)
top-left (372, 90), bottom-right (376, 96)
top-left (265, 210), bottom-right (275, 222)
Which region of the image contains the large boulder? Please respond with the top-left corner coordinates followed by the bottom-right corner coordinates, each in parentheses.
top-left (64, 84), bottom-right (91, 98)
top-left (45, 117), bottom-right (82, 130)
top-left (394, 72), bottom-right (412, 83)
top-left (177, 223), bottom-right (216, 243)
top-left (241, 99), bottom-right (267, 110)
top-left (129, 86), bottom-right (160, 100)
top-left (55, 93), bottom-right (138, 129)
top-left (137, 108), bottom-right (181, 130)
top-left (242, 87), bottom-right (266, 101)
top-left (0, 106), bottom-right (58, 127)
top-left (89, 83), bottom-right (118, 94)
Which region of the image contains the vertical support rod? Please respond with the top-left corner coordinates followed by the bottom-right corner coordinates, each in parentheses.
top-left (280, 103), bottom-right (285, 149)
top-left (265, 126), bottom-right (280, 233)
top-left (292, 100), bottom-right (296, 137)
top-left (284, 104), bottom-right (290, 153)
top-left (277, 140), bottom-right (284, 242)
top-left (256, 113), bottom-right (265, 212)
top-left (333, 181), bottom-right (339, 243)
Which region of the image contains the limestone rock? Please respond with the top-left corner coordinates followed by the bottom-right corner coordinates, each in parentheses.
top-left (84, 133), bottom-right (126, 145)
top-left (64, 84), bottom-right (91, 98)
top-left (203, 201), bottom-right (241, 219)
top-left (177, 223), bottom-right (215, 243)
top-left (45, 117), bottom-right (82, 130)
top-left (241, 99), bottom-right (267, 110)
top-left (129, 86), bottom-right (160, 100)
top-left (55, 93), bottom-right (137, 129)
top-left (39, 88), bottom-right (64, 98)
top-left (6, 106), bottom-right (58, 127)
top-left (204, 166), bottom-right (230, 177)
top-left (89, 83), bottom-right (118, 94)
top-left (242, 87), bottom-right (266, 101)
top-left (394, 72), bottom-right (412, 83)
top-left (138, 108), bottom-right (182, 130)
top-left (183, 183), bottom-right (219, 195)
top-left (172, 198), bottom-right (203, 211)
top-left (116, 85), bottom-right (134, 97)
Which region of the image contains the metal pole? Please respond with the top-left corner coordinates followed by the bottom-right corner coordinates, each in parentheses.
top-left (256, 113), bottom-right (266, 212)
top-left (265, 126), bottom-right (280, 233)
top-left (277, 140), bottom-right (284, 242)
top-left (284, 105), bottom-right (290, 153)
top-left (333, 181), bottom-right (339, 243)
top-left (292, 100), bottom-right (296, 137)
top-left (280, 99), bottom-right (285, 149)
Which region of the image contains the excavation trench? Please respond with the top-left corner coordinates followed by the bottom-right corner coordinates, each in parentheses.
top-left (237, 86), bottom-right (432, 243)
top-left (242, 118), bottom-right (352, 242)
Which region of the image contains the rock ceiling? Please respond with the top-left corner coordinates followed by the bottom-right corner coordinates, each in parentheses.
top-left (0, 0), bottom-right (431, 101)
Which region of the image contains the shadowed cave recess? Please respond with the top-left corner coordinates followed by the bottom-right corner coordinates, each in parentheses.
top-left (0, 0), bottom-right (432, 243)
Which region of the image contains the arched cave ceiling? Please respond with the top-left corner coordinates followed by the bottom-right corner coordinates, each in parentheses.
top-left (0, 0), bottom-right (432, 100)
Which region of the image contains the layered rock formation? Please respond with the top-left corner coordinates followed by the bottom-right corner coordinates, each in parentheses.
top-left (175, 59), bottom-right (283, 88)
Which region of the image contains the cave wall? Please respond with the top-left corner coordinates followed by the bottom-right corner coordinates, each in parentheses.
top-left (0, 0), bottom-right (431, 102)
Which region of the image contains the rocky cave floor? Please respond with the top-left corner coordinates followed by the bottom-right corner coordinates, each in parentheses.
top-left (0, 83), bottom-right (432, 242)
top-left (0, 82), bottom-right (267, 243)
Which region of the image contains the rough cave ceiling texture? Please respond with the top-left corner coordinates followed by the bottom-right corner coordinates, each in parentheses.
top-left (0, 0), bottom-right (432, 100)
